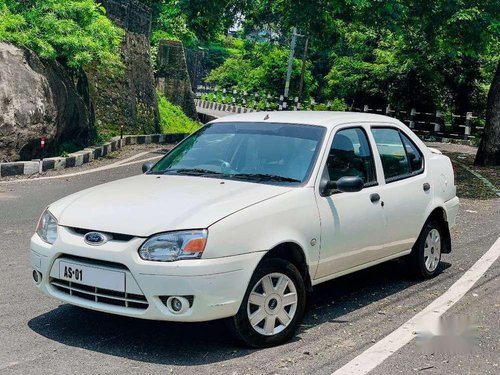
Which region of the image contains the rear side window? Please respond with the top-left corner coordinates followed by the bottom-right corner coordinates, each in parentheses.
top-left (326, 127), bottom-right (377, 185)
top-left (372, 128), bottom-right (424, 182)
top-left (372, 128), bottom-right (410, 181)
top-left (400, 133), bottom-right (424, 173)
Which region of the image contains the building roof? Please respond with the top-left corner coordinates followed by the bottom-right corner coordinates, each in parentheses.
top-left (210, 111), bottom-right (402, 128)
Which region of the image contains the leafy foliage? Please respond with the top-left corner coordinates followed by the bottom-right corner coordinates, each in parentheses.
top-left (0, 0), bottom-right (123, 70)
top-left (157, 91), bottom-right (200, 134)
top-left (206, 42), bottom-right (316, 98)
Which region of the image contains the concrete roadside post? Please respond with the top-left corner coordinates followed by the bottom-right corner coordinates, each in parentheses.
top-left (434, 110), bottom-right (443, 133)
top-left (38, 136), bottom-right (45, 174)
top-left (465, 112), bottom-right (472, 142)
top-left (409, 108), bottom-right (417, 129)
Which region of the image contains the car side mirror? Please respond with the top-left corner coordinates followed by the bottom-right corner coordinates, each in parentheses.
top-left (323, 176), bottom-right (364, 195)
top-left (142, 161), bottom-right (154, 173)
top-left (336, 176), bottom-right (364, 192)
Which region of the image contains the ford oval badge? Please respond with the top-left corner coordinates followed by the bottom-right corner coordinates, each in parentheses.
top-left (84, 232), bottom-right (108, 246)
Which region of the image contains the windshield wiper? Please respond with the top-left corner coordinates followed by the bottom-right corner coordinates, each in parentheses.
top-left (163, 168), bottom-right (224, 176)
top-left (230, 173), bottom-right (301, 183)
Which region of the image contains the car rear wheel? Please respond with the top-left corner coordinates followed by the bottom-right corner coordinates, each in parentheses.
top-left (409, 221), bottom-right (443, 278)
top-left (227, 258), bottom-right (306, 347)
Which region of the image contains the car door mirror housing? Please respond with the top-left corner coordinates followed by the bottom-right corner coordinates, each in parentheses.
top-left (142, 161), bottom-right (154, 173)
top-left (321, 176), bottom-right (364, 196)
top-left (335, 176), bottom-right (364, 193)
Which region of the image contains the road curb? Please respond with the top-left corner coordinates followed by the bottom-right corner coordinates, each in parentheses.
top-left (0, 133), bottom-right (188, 178)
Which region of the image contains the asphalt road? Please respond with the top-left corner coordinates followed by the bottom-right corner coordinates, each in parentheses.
top-left (0, 151), bottom-right (499, 375)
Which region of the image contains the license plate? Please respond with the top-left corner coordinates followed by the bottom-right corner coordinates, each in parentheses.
top-left (59, 261), bottom-right (125, 292)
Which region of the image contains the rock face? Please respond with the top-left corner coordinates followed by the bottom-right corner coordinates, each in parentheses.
top-left (0, 42), bottom-right (91, 162)
top-left (156, 40), bottom-right (198, 120)
top-left (87, 0), bottom-right (159, 136)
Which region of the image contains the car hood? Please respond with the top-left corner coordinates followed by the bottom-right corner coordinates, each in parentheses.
top-left (51, 174), bottom-right (291, 237)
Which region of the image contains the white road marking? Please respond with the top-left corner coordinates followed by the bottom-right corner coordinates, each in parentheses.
top-left (332, 236), bottom-right (500, 375)
top-left (0, 153), bottom-right (163, 185)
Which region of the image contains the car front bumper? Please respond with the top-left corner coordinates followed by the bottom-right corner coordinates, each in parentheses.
top-left (30, 226), bottom-right (264, 322)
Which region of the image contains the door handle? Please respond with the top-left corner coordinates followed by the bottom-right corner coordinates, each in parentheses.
top-left (370, 193), bottom-right (381, 203)
top-left (423, 183), bottom-right (431, 191)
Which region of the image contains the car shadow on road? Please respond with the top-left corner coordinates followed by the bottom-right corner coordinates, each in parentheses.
top-left (28, 260), bottom-right (451, 366)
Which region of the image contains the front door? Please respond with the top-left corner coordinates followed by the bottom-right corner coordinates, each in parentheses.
top-left (314, 126), bottom-right (386, 280)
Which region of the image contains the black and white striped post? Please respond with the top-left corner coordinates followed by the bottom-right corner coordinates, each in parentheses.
top-left (409, 108), bottom-right (417, 129)
top-left (464, 112), bottom-right (473, 141)
top-left (434, 110), bottom-right (443, 132)
top-left (242, 91), bottom-right (247, 108)
top-left (385, 105), bottom-right (392, 117)
top-left (310, 99), bottom-right (315, 111)
top-left (38, 136), bottom-right (45, 174)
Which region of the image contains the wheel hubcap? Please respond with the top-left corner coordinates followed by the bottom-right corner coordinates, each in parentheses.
top-left (247, 273), bottom-right (298, 336)
top-left (424, 228), bottom-right (441, 272)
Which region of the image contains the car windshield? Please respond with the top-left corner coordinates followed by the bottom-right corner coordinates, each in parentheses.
top-left (150, 122), bottom-right (326, 184)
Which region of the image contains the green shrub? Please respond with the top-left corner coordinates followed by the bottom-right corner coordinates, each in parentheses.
top-left (0, 0), bottom-right (124, 71)
top-left (157, 91), bottom-right (200, 134)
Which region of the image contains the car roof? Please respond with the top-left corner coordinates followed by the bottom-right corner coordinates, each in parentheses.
top-left (209, 111), bottom-right (401, 129)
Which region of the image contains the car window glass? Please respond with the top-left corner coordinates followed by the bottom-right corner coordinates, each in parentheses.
top-left (400, 133), bottom-right (424, 172)
top-left (151, 123), bottom-right (325, 183)
top-left (371, 128), bottom-right (410, 180)
top-left (326, 128), bottom-right (376, 184)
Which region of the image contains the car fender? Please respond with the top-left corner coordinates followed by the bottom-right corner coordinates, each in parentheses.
top-left (203, 188), bottom-right (321, 278)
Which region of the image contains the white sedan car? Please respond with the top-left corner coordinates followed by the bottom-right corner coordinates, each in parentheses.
top-left (31, 112), bottom-right (459, 347)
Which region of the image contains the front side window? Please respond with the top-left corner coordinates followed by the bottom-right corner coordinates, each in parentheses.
top-left (325, 127), bottom-right (376, 185)
top-left (151, 122), bottom-right (326, 184)
top-left (371, 128), bottom-right (416, 181)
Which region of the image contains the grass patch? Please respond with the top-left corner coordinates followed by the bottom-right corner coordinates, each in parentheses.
top-left (157, 91), bottom-right (201, 134)
top-left (444, 151), bottom-right (499, 200)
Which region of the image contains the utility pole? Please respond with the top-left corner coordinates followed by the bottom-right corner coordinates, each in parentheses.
top-left (283, 27), bottom-right (303, 110)
top-left (298, 36), bottom-right (309, 101)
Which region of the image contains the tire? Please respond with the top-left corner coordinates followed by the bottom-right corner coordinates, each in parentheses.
top-left (408, 221), bottom-right (443, 279)
top-left (227, 258), bottom-right (306, 348)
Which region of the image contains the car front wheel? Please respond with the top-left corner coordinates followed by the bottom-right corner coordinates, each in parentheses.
top-left (227, 258), bottom-right (306, 347)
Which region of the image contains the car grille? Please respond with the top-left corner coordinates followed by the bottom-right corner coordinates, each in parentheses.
top-left (68, 227), bottom-right (135, 242)
top-left (51, 279), bottom-right (149, 310)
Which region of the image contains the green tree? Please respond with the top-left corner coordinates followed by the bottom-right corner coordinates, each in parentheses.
top-left (0, 0), bottom-right (124, 70)
top-left (206, 43), bottom-right (316, 98)
top-left (475, 60), bottom-right (500, 166)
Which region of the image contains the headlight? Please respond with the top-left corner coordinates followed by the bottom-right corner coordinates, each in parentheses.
top-left (36, 208), bottom-right (58, 244)
top-left (139, 230), bottom-right (208, 262)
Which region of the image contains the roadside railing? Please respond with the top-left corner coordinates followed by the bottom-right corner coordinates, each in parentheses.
top-left (195, 86), bottom-right (483, 143)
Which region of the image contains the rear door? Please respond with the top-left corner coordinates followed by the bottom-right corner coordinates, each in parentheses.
top-left (370, 127), bottom-right (431, 256)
